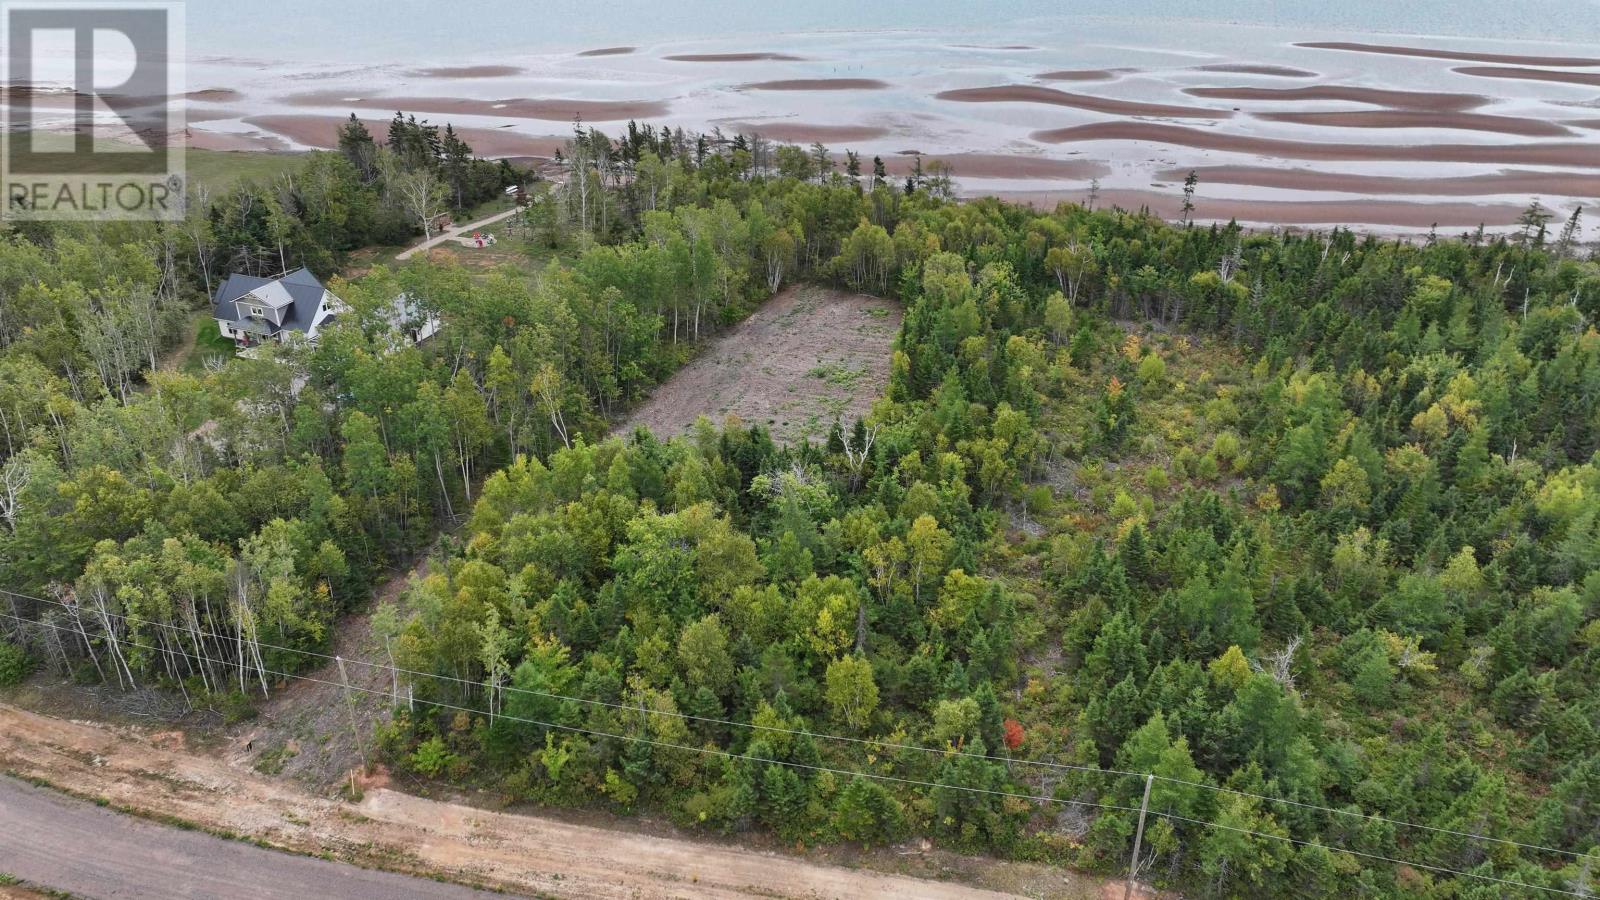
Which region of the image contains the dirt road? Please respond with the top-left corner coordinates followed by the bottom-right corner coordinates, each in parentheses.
top-left (0, 775), bottom-right (495, 899)
top-left (0, 704), bottom-right (1049, 900)
top-left (397, 207), bottom-right (520, 261)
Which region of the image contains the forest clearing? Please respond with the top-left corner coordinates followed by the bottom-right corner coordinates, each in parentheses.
top-left (615, 284), bottom-right (900, 445)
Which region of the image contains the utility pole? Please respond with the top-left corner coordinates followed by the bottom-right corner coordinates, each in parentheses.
top-left (335, 656), bottom-right (367, 772)
top-left (1125, 773), bottom-right (1154, 900)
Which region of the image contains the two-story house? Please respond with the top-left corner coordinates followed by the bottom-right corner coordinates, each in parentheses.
top-left (211, 267), bottom-right (340, 348)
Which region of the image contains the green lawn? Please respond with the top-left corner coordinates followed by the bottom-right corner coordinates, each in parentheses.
top-left (181, 313), bottom-right (238, 375)
top-left (184, 149), bottom-right (306, 191)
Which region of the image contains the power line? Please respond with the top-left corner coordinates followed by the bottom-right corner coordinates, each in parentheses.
top-left (3, 607), bottom-right (1590, 900)
top-left (0, 609), bottom-right (1140, 820)
top-left (1150, 811), bottom-right (1588, 899)
top-left (4, 589), bottom-right (1594, 865)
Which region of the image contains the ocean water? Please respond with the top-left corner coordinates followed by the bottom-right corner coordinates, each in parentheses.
top-left (189, 0), bottom-right (1600, 63)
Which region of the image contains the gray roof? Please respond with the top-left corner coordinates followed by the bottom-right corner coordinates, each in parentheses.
top-left (211, 267), bottom-right (329, 334)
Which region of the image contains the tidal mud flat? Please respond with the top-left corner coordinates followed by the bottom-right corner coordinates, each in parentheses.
top-left (161, 21), bottom-right (1600, 236)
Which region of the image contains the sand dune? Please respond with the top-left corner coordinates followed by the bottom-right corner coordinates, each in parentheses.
top-left (938, 85), bottom-right (1231, 119)
top-left (1030, 121), bottom-right (1600, 167)
top-left (283, 90), bottom-right (668, 121)
top-left (993, 188), bottom-right (1526, 228)
top-left (1255, 109), bottom-right (1571, 137)
top-left (1296, 41), bottom-right (1600, 67)
top-left (1036, 69), bottom-right (1120, 82)
top-left (1194, 64), bottom-right (1317, 77)
top-left (1452, 66), bottom-right (1600, 87)
top-left (243, 114), bottom-right (567, 156)
top-left (726, 122), bottom-right (889, 142)
top-left (577, 47), bottom-right (636, 57)
top-left (741, 79), bottom-right (889, 91)
top-left (1156, 165), bottom-right (1600, 197)
top-left (409, 65), bottom-right (523, 78)
top-left (665, 52), bottom-right (805, 62)
top-left (1183, 85), bottom-right (1486, 112)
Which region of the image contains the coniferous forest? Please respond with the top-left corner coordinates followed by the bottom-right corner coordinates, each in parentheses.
top-left (1, 121), bottom-right (1598, 897)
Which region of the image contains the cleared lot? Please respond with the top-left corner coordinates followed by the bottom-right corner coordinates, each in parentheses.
top-left (617, 284), bottom-right (900, 445)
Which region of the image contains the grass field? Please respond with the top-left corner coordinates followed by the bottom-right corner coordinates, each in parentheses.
top-left (184, 149), bottom-right (305, 191)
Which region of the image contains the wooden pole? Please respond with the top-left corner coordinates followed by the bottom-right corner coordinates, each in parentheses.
top-left (1125, 773), bottom-right (1154, 900)
top-left (335, 656), bottom-right (368, 772)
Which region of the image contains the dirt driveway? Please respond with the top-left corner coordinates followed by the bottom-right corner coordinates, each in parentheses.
top-left (0, 703), bottom-right (1092, 900)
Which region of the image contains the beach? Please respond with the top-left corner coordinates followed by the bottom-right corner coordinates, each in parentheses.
top-left (48, 15), bottom-right (1600, 235)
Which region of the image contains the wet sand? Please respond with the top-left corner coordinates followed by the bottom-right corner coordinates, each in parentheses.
top-left (1155, 165), bottom-right (1600, 198)
top-left (1183, 85), bottom-right (1486, 111)
top-left (741, 79), bottom-right (889, 91)
top-left (994, 188), bottom-right (1527, 228)
top-left (409, 65), bottom-right (524, 78)
top-left (283, 90), bottom-right (669, 121)
top-left (244, 114), bottom-right (568, 156)
top-left (726, 122), bottom-right (889, 142)
top-left (884, 153), bottom-right (1110, 180)
top-left (187, 88), bottom-right (243, 102)
top-left (937, 85), bottom-right (1232, 119)
top-left (1254, 109), bottom-right (1572, 137)
top-left (1037, 69), bottom-right (1120, 82)
top-left (180, 129), bottom-right (292, 153)
top-left (1031, 121), bottom-right (1600, 167)
top-left (1295, 41), bottom-right (1600, 67)
top-left (1194, 64), bottom-right (1318, 77)
top-left (578, 46), bottom-right (636, 57)
top-left (664, 52), bottom-right (805, 62)
top-left (1452, 66), bottom-right (1600, 87)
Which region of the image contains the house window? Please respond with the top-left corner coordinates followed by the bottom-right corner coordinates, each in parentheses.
top-left (248, 305), bottom-right (264, 318)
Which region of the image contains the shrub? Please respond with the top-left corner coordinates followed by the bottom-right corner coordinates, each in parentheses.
top-left (410, 736), bottom-right (456, 776)
top-left (0, 640), bottom-right (33, 686)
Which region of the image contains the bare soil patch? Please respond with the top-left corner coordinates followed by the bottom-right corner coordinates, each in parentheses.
top-left (1295, 40), bottom-right (1600, 67)
top-left (617, 284), bottom-right (900, 445)
top-left (578, 46), bottom-right (636, 57)
top-left (937, 85), bottom-right (1231, 119)
top-left (1029, 121), bottom-right (1600, 168)
top-left (0, 703), bottom-right (1107, 899)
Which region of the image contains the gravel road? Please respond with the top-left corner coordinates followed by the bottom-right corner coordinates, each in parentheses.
top-left (0, 775), bottom-right (498, 900)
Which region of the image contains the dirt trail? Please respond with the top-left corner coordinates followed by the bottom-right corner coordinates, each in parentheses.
top-left (0, 703), bottom-right (1083, 899)
top-left (226, 554), bottom-right (424, 788)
